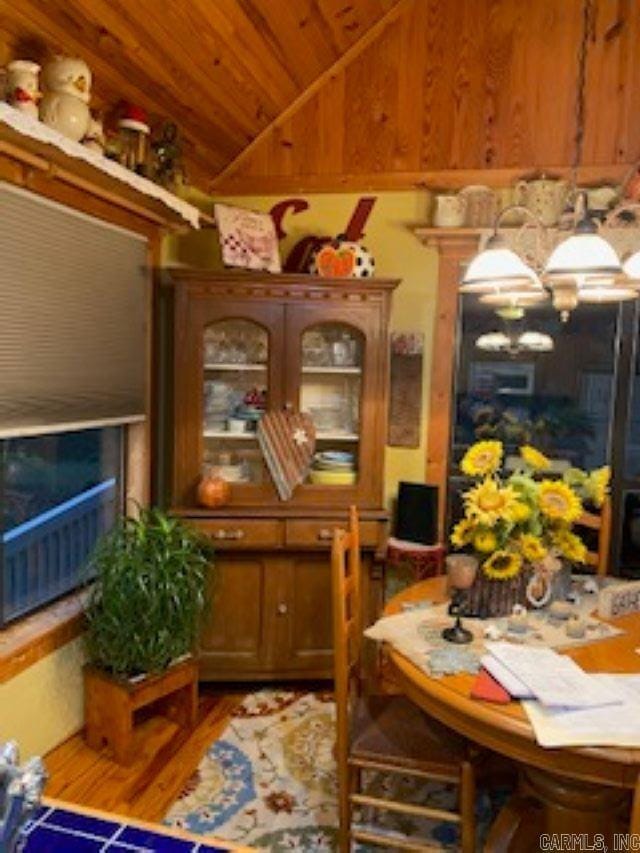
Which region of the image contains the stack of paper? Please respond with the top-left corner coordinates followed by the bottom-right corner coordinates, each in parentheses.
top-left (484, 642), bottom-right (625, 709)
top-left (483, 642), bottom-right (640, 748)
top-left (523, 676), bottom-right (640, 747)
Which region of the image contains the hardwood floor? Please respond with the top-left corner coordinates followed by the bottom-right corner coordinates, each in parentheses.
top-left (44, 687), bottom-right (246, 823)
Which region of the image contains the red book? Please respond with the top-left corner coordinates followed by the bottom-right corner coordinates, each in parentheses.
top-left (470, 668), bottom-right (512, 704)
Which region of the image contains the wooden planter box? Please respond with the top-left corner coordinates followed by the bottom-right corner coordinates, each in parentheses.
top-left (84, 656), bottom-right (198, 765)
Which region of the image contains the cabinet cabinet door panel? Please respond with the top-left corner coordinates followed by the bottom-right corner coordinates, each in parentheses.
top-left (284, 303), bottom-right (387, 507)
top-left (198, 557), bottom-right (265, 673)
top-left (283, 554), bottom-right (333, 672)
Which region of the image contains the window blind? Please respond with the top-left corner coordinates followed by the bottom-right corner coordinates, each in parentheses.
top-left (0, 183), bottom-right (148, 437)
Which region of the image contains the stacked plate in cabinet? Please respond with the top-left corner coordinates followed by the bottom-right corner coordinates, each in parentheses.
top-left (309, 451), bottom-right (356, 485)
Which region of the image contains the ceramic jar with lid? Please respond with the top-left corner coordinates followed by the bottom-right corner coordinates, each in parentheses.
top-left (39, 56), bottom-right (92, 141)
top-left (5, 60), bottom-right (41, 118)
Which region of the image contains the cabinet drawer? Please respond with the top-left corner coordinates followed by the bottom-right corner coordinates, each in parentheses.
top-left (191, 519), bottom-right (283, 548)
top-left (285, 519), bottom-right (381, 548)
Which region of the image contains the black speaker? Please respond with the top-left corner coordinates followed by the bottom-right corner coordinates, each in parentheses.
top-left (394, 482), bottom-right (439, 545)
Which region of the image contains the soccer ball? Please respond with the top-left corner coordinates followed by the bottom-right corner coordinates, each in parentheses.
top-left (309, 236), bottom-right (375, 278)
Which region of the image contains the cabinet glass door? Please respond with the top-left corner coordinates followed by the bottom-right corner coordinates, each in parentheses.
top-left (299, 323), bottom-right (364, 487)
top-left (203, 319), bottom-right (269, 485)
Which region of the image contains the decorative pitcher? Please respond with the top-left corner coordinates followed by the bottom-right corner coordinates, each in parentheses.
top-left (433, 194), bottom-right (467, 227)
top-left (515, 177), bottom-right (569, 227)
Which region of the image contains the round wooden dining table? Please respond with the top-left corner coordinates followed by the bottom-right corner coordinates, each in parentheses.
top-left (383, 577), bottom-right (640, 851)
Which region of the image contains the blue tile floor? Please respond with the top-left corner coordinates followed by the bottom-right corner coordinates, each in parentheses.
top-left (19, 805), bottom-right (230, 852)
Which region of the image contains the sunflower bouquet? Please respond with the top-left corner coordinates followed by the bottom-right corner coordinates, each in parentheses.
top-left (451, 440), bottom-right (610, 583)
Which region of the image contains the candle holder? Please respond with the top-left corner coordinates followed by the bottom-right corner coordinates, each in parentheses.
top-left (442, 555), bottom-right (478, 645)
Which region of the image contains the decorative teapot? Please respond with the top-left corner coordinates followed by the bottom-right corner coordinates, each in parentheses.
top-left (515, 176), bottom-right (569, 226)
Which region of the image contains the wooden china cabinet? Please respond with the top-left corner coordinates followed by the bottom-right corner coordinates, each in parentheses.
top-left (164, 270), bottom-right (398, 680)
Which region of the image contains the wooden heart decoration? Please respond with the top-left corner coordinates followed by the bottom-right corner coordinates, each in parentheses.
top-left (316, 245), bottom-right (356, 278)
top-left (257, 411), bottom-right (316, 500)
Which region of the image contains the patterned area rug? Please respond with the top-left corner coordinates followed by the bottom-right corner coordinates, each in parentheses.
top-left (165, 690), bottom-right (503, 851)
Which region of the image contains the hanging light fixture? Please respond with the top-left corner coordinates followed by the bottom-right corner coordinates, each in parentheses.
top-left (624, 249), bottom-right (640, 281)
top-left (460, 232), bottom-right (541, 293)
top-left (543, 0), bottom-right (627, 299)
top-left (475, 307), bottom-right (554, 356)
top-left (460, 0), bottom-right (638, 320)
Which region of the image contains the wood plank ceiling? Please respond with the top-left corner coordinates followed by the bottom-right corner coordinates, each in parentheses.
top-left (0, 0), bottom-right (396, 187)
top-left (1, 0), bottom-right (638, 194)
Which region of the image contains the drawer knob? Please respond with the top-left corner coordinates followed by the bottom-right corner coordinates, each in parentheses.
top-left (317, 528), bottom-right (333, 541)
top-left (213, 529), bottom-right (245, 540)
top-left (277, 602), bottom-right (288, 615)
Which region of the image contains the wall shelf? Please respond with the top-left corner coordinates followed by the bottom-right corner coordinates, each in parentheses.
top-left (0, 103), bottom-right (202, 231)
top-left (204, 363), bottom-right (267, 372)
top-left (301, 366), bottom-right (361, 375)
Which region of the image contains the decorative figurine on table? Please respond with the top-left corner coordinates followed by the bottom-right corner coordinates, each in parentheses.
top-left (150, 121), bottom-right (186, 190)
top-left (5, 60), bottom-right (41, 119)
top-left (40, 56), bottom-right (92, 142)
top-left (117, 102), bottom-right (151, 175)
top-left (0, 741), bottom-right (47, 852)
top-left (448, 441), bottom-right (610, 617)
top-left (442, 553), bottom-right (478, 644)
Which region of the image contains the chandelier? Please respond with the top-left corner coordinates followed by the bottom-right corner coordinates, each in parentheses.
top-left (461, 0), bottom-right (640, 320)
top-left (475, 307), bottom-right (554, 356)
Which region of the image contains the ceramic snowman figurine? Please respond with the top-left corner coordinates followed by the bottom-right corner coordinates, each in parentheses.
top-left (39, 56), bottom-right (91, 142)
top-left (5, 60), bottom-right (41, 118)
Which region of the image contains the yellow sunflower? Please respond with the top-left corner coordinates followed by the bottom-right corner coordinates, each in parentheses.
top-left (460, 441), bottom-right (503, 477)
top-left (586, 466), bottom-right (610, 508)
top-left (473, 529), bottom-right (498, 553)
top-left (553, 529), bottom-right (587, 563)
top-left (482, 550), bottom-right (522, 580)
top-left (465, 478), bottom-right (520, 526)
top-left (510, 501), bottom-right (532, 523)
top-left (517, 533), bottom-right (547, 563)
top-left (520, 445), bottom-right (551, 471)
top-left (450, 518), bottom-right (475, 548)
top-left (538, 480), bottom-right (582, 523)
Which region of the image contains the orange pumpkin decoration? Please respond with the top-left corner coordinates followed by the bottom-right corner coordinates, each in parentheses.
top-left (315, 245), bottom-right (356, 278)
top-left (197, 474), bottom-right (231, 508)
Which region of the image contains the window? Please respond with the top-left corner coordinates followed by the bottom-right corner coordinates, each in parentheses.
top-left (0, 427), bottom-right (123, 626)
top-left (448, 296), bottom-right (620, 525)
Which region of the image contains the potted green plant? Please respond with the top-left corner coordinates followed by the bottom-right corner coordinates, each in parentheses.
top-left (84, 507), bottom-right (213, 678)
top-left (82, 508), bottom-right (214, 761)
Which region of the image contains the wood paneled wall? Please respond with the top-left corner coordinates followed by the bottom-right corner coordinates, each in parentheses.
top-left (214, 0), bottom-right (640, 194)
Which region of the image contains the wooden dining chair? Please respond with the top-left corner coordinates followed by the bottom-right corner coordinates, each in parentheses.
top-left (332, 506), bottom-right (477, 852)
top-left (576, 496), bottom-right (612, 576)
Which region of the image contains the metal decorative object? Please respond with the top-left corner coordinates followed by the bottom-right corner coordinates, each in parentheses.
top-left (0, 741), bottom-right (47, 852)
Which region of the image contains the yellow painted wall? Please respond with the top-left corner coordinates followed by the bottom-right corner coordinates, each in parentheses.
top-left (0, 638), bottom-right (85, 758)
top-left (164, 190), bottom-right (438, 506)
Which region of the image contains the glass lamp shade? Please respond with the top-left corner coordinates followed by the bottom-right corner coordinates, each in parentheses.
top-left (461, 244), bottom-right (540, 293)
top-left (544, 232), bottom-right (622, 281)
top-left (577, 283), bottom-right (638, 303)
top-left (479, 289), bottom-right (548, 307)
top-left (623, 250), bottom-right (640, 281)
top-left (517, 331), bottom-right (554, 352)
top-left (476, 332), bottom-right (511, 352)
